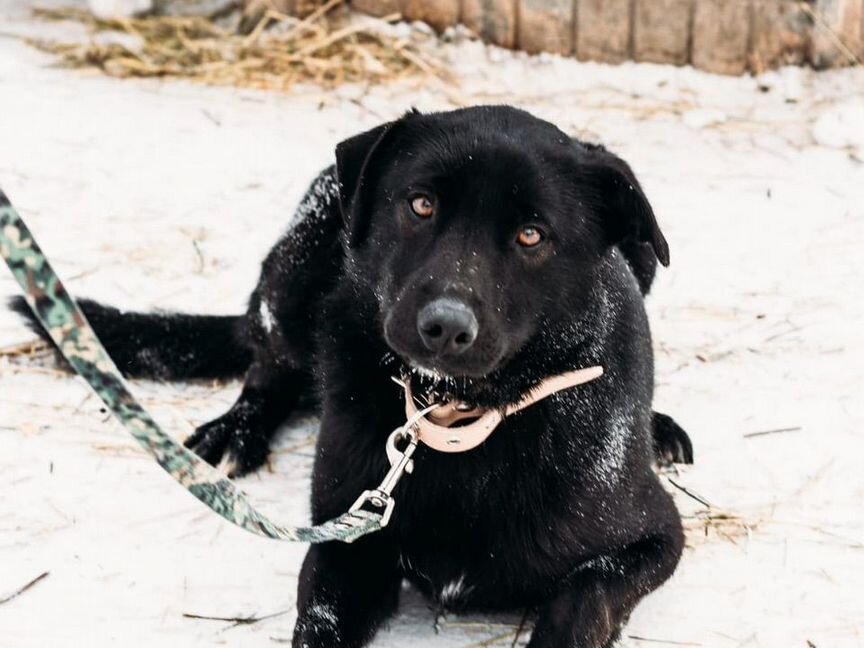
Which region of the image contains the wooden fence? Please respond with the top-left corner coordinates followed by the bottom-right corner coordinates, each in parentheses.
top-left (248, 0), bottom-right (864, 74)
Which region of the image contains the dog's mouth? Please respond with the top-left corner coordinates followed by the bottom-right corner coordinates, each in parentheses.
top-left (399, 359), bottom-right (478, 404)
top-left (395, 347), bottom-right (508, 380)
top-left (407, 361), bottom-right (449, 382)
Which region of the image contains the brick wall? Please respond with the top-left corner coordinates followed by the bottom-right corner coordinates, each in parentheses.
top-left (248, 0), bottom-right (864, 74)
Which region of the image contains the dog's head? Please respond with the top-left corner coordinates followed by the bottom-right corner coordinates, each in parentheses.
top-left (336, 106), bottom-right (668, 379)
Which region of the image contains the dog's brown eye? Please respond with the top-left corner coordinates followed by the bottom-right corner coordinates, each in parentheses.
top-left (410, 195), bottom-right (435, 219)
top-left (517, 226), bottom-right (543, 248)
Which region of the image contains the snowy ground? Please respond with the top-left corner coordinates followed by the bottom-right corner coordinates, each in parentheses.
top-left (1, 2), bottom-right (863, 647)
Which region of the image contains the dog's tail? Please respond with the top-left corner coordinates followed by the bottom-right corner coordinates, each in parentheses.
top-left (8, 296), bottom-right (252, 381)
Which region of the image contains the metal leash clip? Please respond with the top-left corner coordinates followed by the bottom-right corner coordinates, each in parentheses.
top-left (349, 402), bottom-right (439, 528)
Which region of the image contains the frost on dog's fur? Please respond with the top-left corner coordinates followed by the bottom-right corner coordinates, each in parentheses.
top-left (295, 600), bottom-right (340, 646)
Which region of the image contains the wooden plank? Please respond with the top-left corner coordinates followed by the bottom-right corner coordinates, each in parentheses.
top-left (462, 0), bottom-right (517, 47)
top-left (811, 0), bottom-right (863, 67)
top-left (517, 0), bottom-right (574, 54)
top-left (352, 0), bottom-right (401, 18)
top-left (691, 0), bottom-right (750, 75)
top-left (750, 0), bottom-right (811, 73)
top-left (633, 0), bottom-right (692, 65)
top-left (575, 0), bottom-right (631, 62)
top-left (400, 0), bottom-right (461, 31)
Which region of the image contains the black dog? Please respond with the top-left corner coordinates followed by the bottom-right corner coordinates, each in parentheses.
top-left (12, 105), bottom-right (693, 647)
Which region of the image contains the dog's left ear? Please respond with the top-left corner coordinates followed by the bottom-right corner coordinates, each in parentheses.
top-left (580, 148), bottom-right (670, 267)
top-left (335, 112), bottom-right (415, 247)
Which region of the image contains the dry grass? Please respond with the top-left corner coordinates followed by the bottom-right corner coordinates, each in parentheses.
top-left (0, 339), bottom-right (51, 359)
top-left (28, 0), bottom-right (445, 91)
top-left (661, 472), bottom-right (759, 547)
top-left (0, 339), bottom-right (58, 370)
top-left (683, 508), bottom-right (759, 547)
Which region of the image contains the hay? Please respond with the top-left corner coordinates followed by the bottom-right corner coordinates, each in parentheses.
top-left (0, 340), bottom-right (51, 359)
top-left (683, 509), bottom-right (758, 547)
top-left (663, 474), bottom-right (759, 547)
top-left (28, 1), bottom-right (445, 91)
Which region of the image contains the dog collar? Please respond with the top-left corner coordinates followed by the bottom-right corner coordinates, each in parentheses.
top-left (402, 366), bottom-right (604, 453)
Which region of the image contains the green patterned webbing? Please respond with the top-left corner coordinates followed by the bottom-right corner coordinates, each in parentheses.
top-left (0, 189), bottom-right (382, 544)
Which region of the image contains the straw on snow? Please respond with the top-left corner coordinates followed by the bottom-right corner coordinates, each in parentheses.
top-left (28, 1), bottom-right (445, 91)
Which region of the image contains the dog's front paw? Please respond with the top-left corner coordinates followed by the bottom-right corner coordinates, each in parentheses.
top-left (183, 407), bottom-right (272, 477)
top-left (292, 603), bottom-right (344, 648)
top-left (652, 412), bottom-right (694, 465)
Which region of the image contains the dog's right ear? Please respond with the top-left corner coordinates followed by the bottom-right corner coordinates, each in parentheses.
top-left (335, 113), bottom-right (414, 247)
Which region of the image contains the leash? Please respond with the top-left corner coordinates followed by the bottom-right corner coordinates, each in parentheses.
top-left (0, 190), bottom-right (381, 543)
top-left (0, 188), bottom-right (603, 543)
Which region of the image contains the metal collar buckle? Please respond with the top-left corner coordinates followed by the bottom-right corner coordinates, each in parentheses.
top-left (349, 403), bottom-right (439, 528)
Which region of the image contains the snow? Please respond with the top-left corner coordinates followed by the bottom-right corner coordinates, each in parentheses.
top-left (590, 410), bottom-right (630, 486)
top-left (812, 97), bottom-right (864, 156)
top-left (1, 2), bottom-right (863, 647)
top-left (681, 108), bottom-right (728, 129)
top-left (87, 0), bottom-right (152, 19)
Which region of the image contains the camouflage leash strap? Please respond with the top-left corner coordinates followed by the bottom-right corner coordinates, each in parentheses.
top-left (0, 189), bottom-right (388, 544)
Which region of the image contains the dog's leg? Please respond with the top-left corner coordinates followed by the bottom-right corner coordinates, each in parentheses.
top-left (528, 521), bottom-right (682, 647)
top-left (184, 362), bottom-right (309, 476)
top-left (289, 386), bottom-right (405, 648)
top-left (293, 540), bottom-right (401, 648)
top-left (185, 168), bottom-right (344, 475)
top-left (652, 411), bottom-right (693, 465)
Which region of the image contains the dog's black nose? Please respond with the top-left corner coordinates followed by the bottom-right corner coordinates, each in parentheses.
top-left (417, 298), bottom-right (478, 355)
